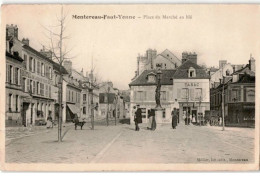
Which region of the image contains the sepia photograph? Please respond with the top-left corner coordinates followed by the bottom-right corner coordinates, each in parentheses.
top-left (0, 4), bottom-right (259, 171)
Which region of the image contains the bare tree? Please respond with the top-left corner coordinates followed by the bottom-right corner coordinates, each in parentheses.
top-left (43, 6), bottom-right (73, 142)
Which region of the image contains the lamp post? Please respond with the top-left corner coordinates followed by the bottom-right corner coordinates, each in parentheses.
top-left (154, 69), bottom-right (163, 125)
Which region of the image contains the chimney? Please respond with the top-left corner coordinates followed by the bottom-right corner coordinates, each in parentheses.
top-left (81, 68), bottom-right (84, 75)
top-left (249, 54), bottom-right (255, 72)
top-left (22, 38), bottom-right (30, 46)
top-left (219, 60), bottom-right (227, 69)
top-left (6, 24), bottom-right (18, 39)
top-left (40, 46), bottom-right (52, 59)
top-left (63, 60), bottom-right (72, 74)
top-left (146, 49), bottom-right (157, 69)
top-left (182, 52), bottom-right (197, 64)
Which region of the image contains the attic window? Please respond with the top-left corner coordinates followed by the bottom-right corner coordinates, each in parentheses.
top-left (188, 67), bottom-right (196, 78)
top-left (167, 54), bottom-right (169, 57)
top-left (148, 75), bottom-right (156, 83)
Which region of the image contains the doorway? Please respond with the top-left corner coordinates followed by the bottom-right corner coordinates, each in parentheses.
top-left (22, 102), bottom-right (30, 127)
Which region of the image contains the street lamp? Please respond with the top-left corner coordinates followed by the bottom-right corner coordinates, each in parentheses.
top-left (155, 69), bottom-right (162, 109)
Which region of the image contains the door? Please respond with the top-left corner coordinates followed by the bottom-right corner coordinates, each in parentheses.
top-left (22, 103), bottom-right (30, 127)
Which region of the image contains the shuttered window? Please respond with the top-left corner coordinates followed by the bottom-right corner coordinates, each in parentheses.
top-left (26, 79), bottom-right (30, 93)
top-left (37, 61), bottom-right (41, 74)
top-left (6, 64), bottom-right (10, 83)
top-left (40, 83), bottom-right (44, 96)
top-left (190, 89), bottom-right (195, 101)
top-left (49, 86), bottom-right (51, 98)
top-left (45, 85), bottom-right (48, 97)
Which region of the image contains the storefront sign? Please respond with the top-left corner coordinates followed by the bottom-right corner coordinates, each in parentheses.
top-left (185, 82), bottom-right (199, 87)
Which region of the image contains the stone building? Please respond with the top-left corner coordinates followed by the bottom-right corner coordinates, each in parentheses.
top-left (210, 57), bottom-right (255, 126)
top-left (135, 49), bottom-right (181, 78)
top-left (172, 59), bottom-right (211, 122)
top-left (5, 24), bottom-right (56, 126)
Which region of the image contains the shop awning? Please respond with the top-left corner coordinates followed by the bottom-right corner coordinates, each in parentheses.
top-left (67, 104), bottom-right (80, 114)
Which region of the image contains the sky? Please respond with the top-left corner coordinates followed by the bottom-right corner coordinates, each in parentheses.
top-left (2, 4), bottom-right (259, 90)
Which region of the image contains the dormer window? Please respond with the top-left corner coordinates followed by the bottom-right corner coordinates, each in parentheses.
top-left (147, 73), bottom-right (156, 83)
top-left (188, 67), bottom-right (196, 78)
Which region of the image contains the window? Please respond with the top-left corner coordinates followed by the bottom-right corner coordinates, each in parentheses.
top-left (78, 93), bottom-right (80, 103)
top-left (104, 95), bottom-right (108, 103)
top-left (37, 61), bottom-right (41, 74)
top-left (26, 79), bottom-right (30, 93)
top-left (30, 80), bottom-right (33, 93)
top-left (49, 67), bottom-right (52, 79)
top-left (83, 94), bottom-right (86, 101)
top-left (24, 54), bottom-right (28, 70)
top-left (148, 75), bottom-right (156, 83)
top-left (8, 94), bottom-right (12, 111)
top-left (49, 86), bottom-right (51, 98)
top-left (160, 91), bottom-right (166, 100)
top-left (37, 82), bottom-right (40, 95)
top-left (68, 91), bottom-right (70, 101)
top-left (83, 107), bottom-right (86, 114)
top-left (40, 83), bottom-right (44, 96)
top-left (41, 63), bottom-right (45, 76)
top-left (195, 88), bottom-right (202, 100)
top-left (17, 68), bottom-right (20, 85)
top-left (136, 91), bottom-right (146, 101)
top-left (231, 89), bottom-right (241, 102)
top-left (6, 65), bottom-right (10, 83)
top-left (10, 65), bottom-right (13, 83)
top-left (156, 63), bottom-right (163, 69)
top-left (72, 91), bottom-right (74, 102)
top-left (181, 88), bottom-right (189, 100)
top-left (16, 95), bottom-right (19, 112)
top-left (29, 57), bottom-right (33, 71)
top-left (188, 67), bottom-right (196, 78)
top-left (226, 69), bottom-right (230, 76)
top-left (45, 85), bottom-right (48, 97)
top-left (14, 67), bottom-right (18, 84)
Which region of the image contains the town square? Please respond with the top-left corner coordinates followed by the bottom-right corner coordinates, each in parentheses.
top-left (1, 4), bottom-right (258, 170)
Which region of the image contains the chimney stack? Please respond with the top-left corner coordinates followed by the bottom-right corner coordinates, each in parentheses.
top-left (6, 24), bottom-right (18, 39)
top-left (182, 52), bottom-right (197, 64)
top-left (22, 38), bottom-right (30, 46)
top-left (63, 60), bottom-right (72, 74)
top-left (40, 46), bottom-right (52, 59)
top-left (249, 54), bottom-right (255, 72)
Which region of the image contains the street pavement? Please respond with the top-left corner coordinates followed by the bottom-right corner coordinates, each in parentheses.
top-left (5, 119), bottom-right (255, 164)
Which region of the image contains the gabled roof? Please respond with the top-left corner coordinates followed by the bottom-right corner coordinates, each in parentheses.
top-left (129, 69), bottom-right (176, 86)
top-left (160, 49), bottom-right (181, 63)
top-left (173, 59), bottom-right (210, 79)
top-left (232, 64), bottom-right (255, 77)
top-left (6, 51), bottom-right (23, 62)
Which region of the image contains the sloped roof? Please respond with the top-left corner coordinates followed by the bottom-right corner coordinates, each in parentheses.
top-left (129, 69), bottom-right (176, 86)
top-left (173, 59), bottom-right (210, 79)
top-left (232, 64), bottom-right (255, 76)
top-left (99, 93), bottom-right (116, 104)
top-left (160, 49), bottom-right (181, 63)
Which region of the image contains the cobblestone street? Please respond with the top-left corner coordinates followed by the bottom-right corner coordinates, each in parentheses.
top-left (5, 120), bottom-right (255, 164)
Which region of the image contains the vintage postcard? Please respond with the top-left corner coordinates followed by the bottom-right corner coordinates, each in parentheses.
top-left (0, 4), bottom-right (259, 171)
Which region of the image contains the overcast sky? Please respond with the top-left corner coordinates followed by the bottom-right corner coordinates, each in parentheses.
top-left (3, 5), bottom-right (259, 90)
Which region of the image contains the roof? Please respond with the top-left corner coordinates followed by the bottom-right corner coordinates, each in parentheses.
top-left (208, 67), bottom-right (219, 72)
top-left (129, 69), bottom-right (176, 86)
top-left (160, 49), bottom-right (181, 63)
top-left (6, 51), bottom-right (23, 62)
top-left (173, 59), bottom-right (210, 79)
top-left (99, 93), bottom-right (116, 104)
top-left (232, 64), bottom-right (255, 77)
top-left (23, 45), bottom-right (68, 74)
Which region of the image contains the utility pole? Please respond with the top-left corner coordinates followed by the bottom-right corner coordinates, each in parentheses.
top-left (222, 81), bottom-right (225, 131)
top-left (106, 86), bottom-right (110, 126)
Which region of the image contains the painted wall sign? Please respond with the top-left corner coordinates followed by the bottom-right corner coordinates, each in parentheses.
top-left (185, 82), bottom-right (200, 87)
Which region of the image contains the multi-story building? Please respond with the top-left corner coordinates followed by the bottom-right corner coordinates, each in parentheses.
top-left (129, 69), bottom-right (177, 124)
top-left (210, 57), bottom-right (255, 126)
top-left (134, 49), bottom-right (181, 78)
top-left (172, 59), bottom-right (211, 122)
top-left (6, 24), bottom-right (57, 127)
top-left (129, 51), bottom-right (210, 124)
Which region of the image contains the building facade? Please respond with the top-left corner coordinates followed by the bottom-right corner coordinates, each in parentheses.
top-left (210, 57), bottom-right (255, 126)
top-left (6, 24), bottom-right (58, 127)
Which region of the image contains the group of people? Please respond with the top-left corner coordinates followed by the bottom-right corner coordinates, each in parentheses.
top-left (133, 106), bottom-right (180, 131)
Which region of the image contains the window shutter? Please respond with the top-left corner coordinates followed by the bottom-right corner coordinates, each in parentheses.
top-left (15, 68), bottom-right (18, 84)
top-left (190, 89), bottom-right (194, 101)
top-left (202, 89), bottom-right (206, 101)
top-left (6, 64), bottom-right (9, 83)
top-left (177, 89), bottom-right (181, 99)
top-left (134, 91), bottom-right (136, 101)
top-left (39, 62), bottom-right (42, 75)
top-left (26, 79), bottom-right (30, 92)
top-left (49, 86), bottom-right (51, 98)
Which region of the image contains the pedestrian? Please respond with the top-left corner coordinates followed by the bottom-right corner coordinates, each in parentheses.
top-left (171, 108), bottom-right (178, 129)
top-left (188, 113), bottom-right (192, 125)
top-left (219, 117), bottom-right (222, 126)
top-left (192, 114), bottom-right (196, 125)
top-left (147, 110), bottom-right (152, 130)
top-left (183, 111), bottom-right (187, 125)
top-left (134, 105), bottom-right (142, 131)
top-left (46, 112), bottom-right (53, 129)
top-left (150, 109), bottom-right (156, 131)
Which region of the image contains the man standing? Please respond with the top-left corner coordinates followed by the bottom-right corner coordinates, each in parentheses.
top-left (134, 105), bottom-right (142, 131)
top-left (171, 108), bottom-right (178, 129)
